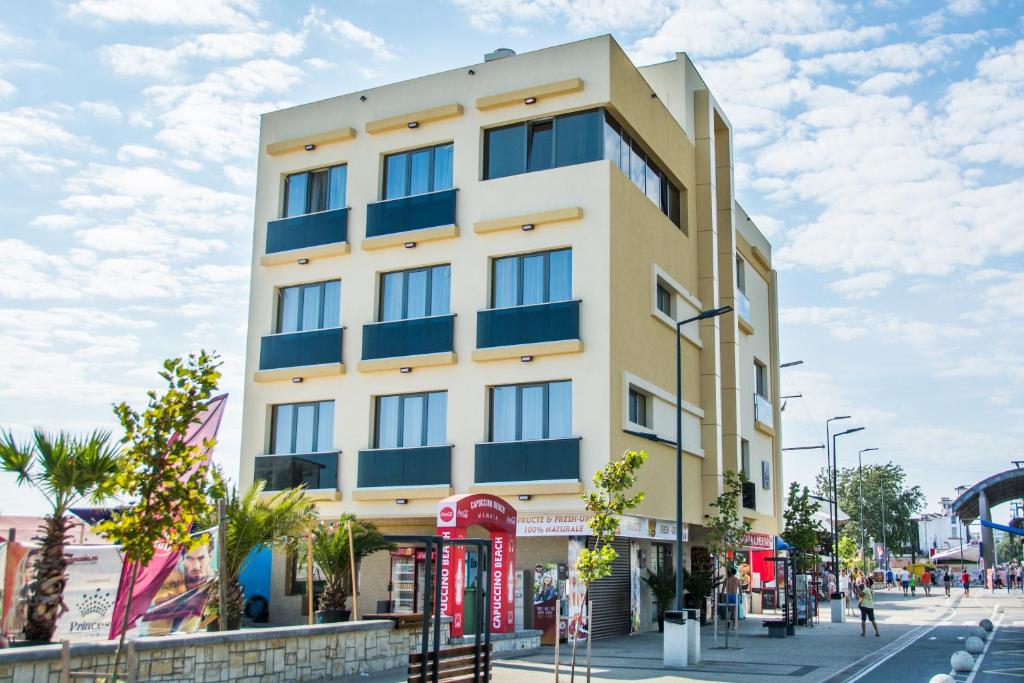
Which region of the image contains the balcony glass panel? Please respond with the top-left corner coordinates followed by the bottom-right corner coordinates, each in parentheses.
top-left (357, 445), bottom-right (452, 488)
top-left (259, 327), bottom-right (343, 370)
top-left (474, 437), bottom-right (580, 483)
top-left (754, 394), bottom-right (773, 427)
top-left (737, 290), bottom-right (752, 324)
top-left (254, 452), bottom-right (338, 491)
top-left (476, 300), bottom-right (579, 349)
top-left (266, 207), bottom-right (348, 254)
top-left (365, 189), bottom-right (456, 238)
top-left (361, 314), bottom-right (454, 360)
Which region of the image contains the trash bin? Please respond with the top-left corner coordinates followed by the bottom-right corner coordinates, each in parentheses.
top-left (662, 610), bottom-right (689, 669)
top-left (830, 593), bottom-right (845, 623)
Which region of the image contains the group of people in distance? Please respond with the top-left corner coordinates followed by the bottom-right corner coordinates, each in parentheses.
top-left (990, 563), bottom-right (1024, 592)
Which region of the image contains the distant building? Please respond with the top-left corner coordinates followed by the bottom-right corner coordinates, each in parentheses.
top-left (916, 496), bottom-right (968, 556)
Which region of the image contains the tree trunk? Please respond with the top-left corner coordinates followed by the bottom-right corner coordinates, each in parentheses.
top-left (209, 577), bottom-right (246, 630)
top-left (24, 514), bottom-right (73, 642)
top-left (318, 576), bottom-right (348, 612)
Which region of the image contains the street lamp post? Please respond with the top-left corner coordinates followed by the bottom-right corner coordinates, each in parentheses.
top-left (858, 448), bottom-right (879, 573)
top-left (831, 426), bottom-right (865, 585)
top-left (879, 483), bottom-right (888, 570)
top-left (824, 417), bottom-right (851, 573)
top-left (674, 304), bottom-right (732, 611)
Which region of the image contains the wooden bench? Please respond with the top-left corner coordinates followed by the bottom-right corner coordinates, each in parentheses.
top-left (407, 642), bottom-right (492, 682)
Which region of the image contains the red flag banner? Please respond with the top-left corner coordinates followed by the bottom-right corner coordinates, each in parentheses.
top-left (108, 394), bottom-right (227, 640)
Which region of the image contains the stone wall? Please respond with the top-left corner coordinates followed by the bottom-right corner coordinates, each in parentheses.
top-left (0, 618), bottom-right (450, 683)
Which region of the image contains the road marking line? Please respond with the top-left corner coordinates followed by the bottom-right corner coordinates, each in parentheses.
top-left (965, 611), bottom-right (1005, 683)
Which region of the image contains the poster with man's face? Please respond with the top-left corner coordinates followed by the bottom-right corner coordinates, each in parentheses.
top-left (136, 538), bottom-right (217, 637)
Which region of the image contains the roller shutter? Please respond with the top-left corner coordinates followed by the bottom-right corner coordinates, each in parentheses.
top-left (585, 537), bottom-right (631, 639)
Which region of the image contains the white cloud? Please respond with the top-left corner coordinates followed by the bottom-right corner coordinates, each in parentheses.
top-left (0, 78), bottom-right (13, 99)
top-left (798, 32), bottom-right (986, 77)
top-left (856, 71), bottom-right (920, 94)
top-left (79, 100), bottom-right (122, 120)
top-left (68, 0), bottom-right (261, 30)
top-left (304, 9), bottom-right (396, 61)
top-left (827, 271), bottom-right (893, 299)
top-left (115, 144), bottom-right (162, 161)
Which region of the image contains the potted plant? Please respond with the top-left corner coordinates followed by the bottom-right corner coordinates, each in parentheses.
top-left (642, 568), bottom-right (675, 632)
top-left (683, 566), bottom-right (715, 625)
top-left (307, 515), bottom-right (391, 622)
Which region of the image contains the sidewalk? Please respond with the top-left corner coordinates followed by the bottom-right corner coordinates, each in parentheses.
top-left (332, 587), bottom-right (955, 682)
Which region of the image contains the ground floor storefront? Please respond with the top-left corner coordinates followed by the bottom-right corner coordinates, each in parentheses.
top-left (259, 509), bottom-right (702, 639)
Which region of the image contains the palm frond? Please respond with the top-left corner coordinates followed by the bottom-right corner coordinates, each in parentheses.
top-left (222, 482), bottom-right (318, 580)
top-left (0, 430), bottom-right (35, 485)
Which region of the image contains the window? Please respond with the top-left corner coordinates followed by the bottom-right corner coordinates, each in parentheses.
top-left (375, 391), bottom-right (447, 448)
top-left (380, 265), bottom-right (450, 322)
top-left (761, 460), bottom-right (770, 490)
top-left (736, 256), bottom-right (747, 294)
top-left (383, 143), bottom-right (453, 200)
top-left (656, 283), bottom-right (673, 318)
top-left (483, 110), bottom-right (603, 180)
top-left (490, 381), bottom-right (571, 441)
top-left (741, 439), bottom-right (750, 480)
top-left (603, 112), bottom-right (685, 232)
top-left (754, 360), bottom-right (768, 398)
top-left (628, 388), bottom-right (650, 428)
top-left (492, 249), bottom-right (571, 308)
top-left (277, 280), bottom-right (340, 333)
top-left (284, 165), bottom-right (346, 218)
top-left (271, 401), bottom-right (334, 454)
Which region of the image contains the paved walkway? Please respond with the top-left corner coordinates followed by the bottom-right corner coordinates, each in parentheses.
top-left (333, 586), bottom-right (1021, 682)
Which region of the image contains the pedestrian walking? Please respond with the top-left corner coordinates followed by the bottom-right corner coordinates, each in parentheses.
top-left (725, 566), bottom-right (741, 631)
top-left (1016, 565), bottom-right (1023, 591)
top-left (943, 569), bottom-right (952, 597)
top-left (853, 577), bottom-right (880, 637)
top-left (909, 572), bottom-right (916, 596)
top-left (901, 568), bottom-right (910, 596)
top-left (840, 570), bottom-right (854, 617)
top-left (921, 568), bottom-right (932, 597)
top-left (961, 569), bottom-right (971, 596)
top-left (1009, 566), bottom-right (1016, 591)
top-left (884, 568), bottom-right (894, 589)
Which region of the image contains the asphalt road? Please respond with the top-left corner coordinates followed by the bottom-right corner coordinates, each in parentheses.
top-left (848, 590), bottom-right (1024, 683)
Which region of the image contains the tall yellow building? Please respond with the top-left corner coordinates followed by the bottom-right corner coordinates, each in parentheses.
top-left (240, 35), bottom-right (783, 636)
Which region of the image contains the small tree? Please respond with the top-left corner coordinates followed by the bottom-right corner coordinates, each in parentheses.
top-left (306, 515), bottom-right (391, 619)
top-left (0, 430), bottom-right (121, 642)
top-left (96, 352), bottom-right (224, 673)
top-left (838, 536), bottom-right (859, 570)
top-left (204, 482), bottom-right (317, 629)
top-left (781, 482), bottom-right (825, 573)
top-left (642, 568), bottom-right (675, 631)
top-left (572, 449), bottom-right (648, 678)
top-left (705, 470), bottom-right (751, 644)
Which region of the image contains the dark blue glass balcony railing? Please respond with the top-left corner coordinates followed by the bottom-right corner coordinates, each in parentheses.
top-left (474, 437), bottom-right (580, 483)
top-left (255, 452), bottom-right (338, 491)
top-left (357, 446), bottom-right (452, 488)
top-left (361, 315), bottom-right (454, 360)
top-left (266, 208), bottom-right (348, 254)
top-left (365, 189), bottom-right (456, 239)
top-left (476, 300), bottom-right (580, 349)
top-left (259, 327), bottom-right (343, 371)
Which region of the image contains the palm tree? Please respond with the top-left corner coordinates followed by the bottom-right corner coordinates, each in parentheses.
top-left (209, 482), bottom-right (317, 629)
top-left (0, 429), bottom-right (120, 642)
top-left (308, 515), bottom-right (391, 620)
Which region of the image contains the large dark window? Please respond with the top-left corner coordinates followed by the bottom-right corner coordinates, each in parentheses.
top-left (375, 391), bottom-right (447, 448)
top-left (736, 256), bottom-right (747, 294)
top-left (271, 401), bottom-right (334, 454)
top-left (277, 280), bottom-right (340, 333)
top-left (492, 249), bottom-right (571, 308)
top-left (754, 360), bottom-right (768, 398)
top-left (380, 265), bottom-right (450, 322)
top-left (484, 110), bottom-right (603, 180)
top-left (602, 113), bottom-right (685, 232)
top-left (383, 143), bottom-right (453, 200)
top-left (284, 165), bottom-right (346, 218)
top-left (490, 381), bottom-right (572, 442)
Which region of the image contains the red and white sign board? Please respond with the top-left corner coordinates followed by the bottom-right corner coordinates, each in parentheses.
top-left (436, 494), bottom-right (517, 637)
top-left (743, 531), bottom-right (773, 551)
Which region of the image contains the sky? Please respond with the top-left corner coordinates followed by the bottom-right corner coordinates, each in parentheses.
top-left (1, 0), bottom-right (1022, 522)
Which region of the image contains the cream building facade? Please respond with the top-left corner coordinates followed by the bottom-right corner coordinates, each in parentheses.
top-left (239, 35), bottom-right (783, 635)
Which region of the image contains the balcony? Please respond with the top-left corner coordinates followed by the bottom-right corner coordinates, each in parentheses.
top-left (356, 445), bottom-right (452, 489)
top-left (473, 300), bottom-right (582, 361)
top-left (754, 393), bottom-right (774, 435)
top-left (364, 189), bottom-right (457, 249)
top-left (358, 315), bottom-right (456, 372)
top-left (262, 208), bottom-right (349, 265)
top-left (474, 437), bottom-right (580, 484)
top-left (254, 452), bottom-right (338, 492)
top-left (256, 328), bottom-right (344, 382)
top-left (736, 290), bottom-right (753, 334)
